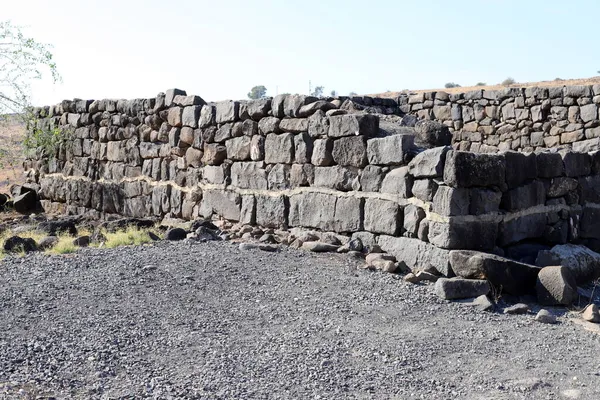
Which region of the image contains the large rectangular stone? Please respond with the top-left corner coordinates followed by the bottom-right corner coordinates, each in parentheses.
top-left (377, 235), bottom-right (452, 276)
top-left (230, 162), bottom-right (268, 189)
top-left (265, 133), bottom-right (294, 164)
top-left (328, 114), bottom-right (379, 138)
top-left (432, 186), bottom-right (470, 216)
top-left (313, 166), bottom-right (360, 191)
top-left (332, 136), bottom-right (367, 167)
top-left (444, 151), bottom-right (506, 189)
top-left (499, 212), bottom-right (548, 246)
top-left (364, 198), bottom-right (401, 235)
top-left (255, 194), bottom-right (287, 228)
top-left (408, 146), bottom-right (450, 178)
top-left (428, 219), bottom-right (498, 251)
top-left (288, 192), bottom-right (362, 232)
top-left (367, 134), bottom-right (415, 165)
top-left (215, 101), bottom-right (239, 124)
top-left (500, 180), bottom-right (546, 212)
top-left (200, 189), bottom-right (241, 221)
top-left (380, 167), bottom-right (413, 198)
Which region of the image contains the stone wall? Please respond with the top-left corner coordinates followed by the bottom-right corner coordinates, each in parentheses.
top-left (397, 85), bottom-right (600, 153)
top-left (24, 88), bottom-right (600, 277)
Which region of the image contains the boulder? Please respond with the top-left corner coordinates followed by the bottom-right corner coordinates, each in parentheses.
top-left (0, 193), bottom-right (7, 207)
top-left (534, 309), bottom-right (557, 324)
top-left (444, 151), bottom-right (506, 189)
top-left (3, 236), bottom-right (38, 253)
top-left (37, 236), bottom-right (59, 251)
top-left (434, 278), bottom-right (490, 300)
top-left (449, 250), bottom-right (541, 295)
top-left (408, 146), bottom-right (451, 178)
top-left (414, 120), bottom-right (452, 149)
top-left (38, 219), bottom-right (78, 236)
top-left (73, 236), bottom-right (90, 247)
top-left (582, 304), bottom-right (600, 323)
top-left (165, 228), bottom-right (187, 241)
top-left (13, 191), bottom-right (37, 214)
top-left (535, 244), bottom-right (600, 284)
top-left (378, 235), bottom-right (452, 276)
top-left (536, 266), bottom-right (578, 306)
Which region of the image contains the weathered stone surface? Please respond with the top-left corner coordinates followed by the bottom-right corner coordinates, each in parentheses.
top-left (265, 133), bottom-right (294, 164)
top-left (499, 213), bottom-right (547, 246)
top-left (267, 164), bottom-right (291, 190)
top-left (231, 162), bottom-right (268, 190)
top-left (562, 151), bottom-right (591, 177)
top-left (428, 220), bottom-right (498, 251)
top-left (288, 192), bottom-right (361, 232)
top-left (332, 136), bottom-right (367, 167)
top-left (284, 95), bottom-right (316, 118)
top-left (185, 147), bottom-right (204, 168)
top-left (380, 167), bottom-right (412, 198)
top-left (250, 135), bottom-right (264, 161)
top-left (255, 194), bottom-right (287, 228)
top-left (501, 180), bottom-right (545, 211)
top-left (504, 151), bottom-right (538, 189)
top-left (279, 118), bottom-right (308, 133)
top-left (200, 189), bottom-right (241, 221)
top-left (360, 165), bottom-right (383, 192)
top-left (449, 250), bottom-right (540, 295)
top-left (414, 120), bottom-right (452, 149)
top-left (329, 114), bottom-right (379, 138)
top-left (247, 98), bottom-right (271, 120)
top-left (469, 189), bottom-right (501, 215)
top-left (408, 146), bottom-right (450, 178)
top-left (367, 134), bottom-right (415, 165)
top-left (536, 244), bottom-right (600, 284)
top-left (182, 106), bottom-right (201, 128)
top-left (433, 186), bottom-right (470, 216)
top-left (13, 191), bottom-right (37, 214)
top-left (444, 151), bottom-right (506, 189)
top-left (225, 136), bottom-right (251, 161)
top-left (534, 309), bottom-right (557, 324)
top-left (434, 278), bottom-right (490, 300)
top-left (363, 198), bottom-right (401, 235)
top-left (536, 266), bottom-right (577, 306)
top-left (294, 133), bottom-right (313, 164)
top-left (203, 165), bottom-right (227, 184)
top-left (290, 164), bottom-right (314, 187)
top-left (412, 179), bottom-right (437, 202)
top-left (311, 139), bottom-right (333, 166)
top-left (202, 144), bottom-right (227, 165)
top-left (547, 177), bottom-right (578, 198)
top-left (313, 166), bottom-right (360, 191)
top-left (403, 204), bottom-right (425, 237)
top-left (377, 235), bottom-right (452, 276)
top-left (301, 241), bottom-right (339, 253)
top-left (258, 117), bottom-right (280, 134)
top-left (536, 152), bottom-right (564, 178)
top-left (215, 101), bottom-right (239, 124)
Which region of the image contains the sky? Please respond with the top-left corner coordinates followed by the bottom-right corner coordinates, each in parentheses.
top-left (3, 0), bottom-right (600, 105)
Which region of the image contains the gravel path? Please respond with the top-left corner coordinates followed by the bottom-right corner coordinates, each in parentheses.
top-left (1, 241), bottom-right (600, 399)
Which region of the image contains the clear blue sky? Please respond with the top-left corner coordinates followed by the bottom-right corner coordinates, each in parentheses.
top-left (4, 0), bottom-right (600, 105)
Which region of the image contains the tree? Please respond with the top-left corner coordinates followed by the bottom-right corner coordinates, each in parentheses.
top-left (475, 82), bottom-right (486, 86)
top-left (311, 86), bottom-right (324, 97)
top-left (330, 90), bottom-right (337, 97)
top-left (501, 77), bottom-right (516, 86)
top-left (247, 85), bottom-right (267, 99)
top-left (444, 82), bottom-right (461, 89)
top-left (1, 20), bottom-right (60, 115)
top-left (349, 91), bottom-right (357, 96)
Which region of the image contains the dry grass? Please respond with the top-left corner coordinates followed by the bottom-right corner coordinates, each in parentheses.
top-left (46, 235), bottom-right (78, 255)
top-left (101, 226), bottom-right (155, 249)
top-left (372, 76), bottom-right (600, 98)
top-left (0, 114), bottom-right (26, 188)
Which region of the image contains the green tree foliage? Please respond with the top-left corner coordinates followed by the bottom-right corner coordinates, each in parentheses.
top-left (247, 85), bottom-right (267, 99)
top-left (0, 20), bottom-right (60, 114)
top-left (444, 82), bottom-right (461, 88)
top-left (501, 77), bottom-right (516, 86)
top-left (330, 90), bottom-right (337, 97)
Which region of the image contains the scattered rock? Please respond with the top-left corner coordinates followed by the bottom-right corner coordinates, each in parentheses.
top-left (536, 244), bottom-right (600, 284)
top-left (403, 273), bottom-right (420, 283)
top-left (238, 243), bottom-right (278, 252)
top-left (365, 253), bottom-right (396, 265)
top-left (38, 236), bottom-right (59, 251)
top-left (368, 259), bottom-right (398, 273)
top-left (259, 234), bottom-right (276, 244)
top-left (3, 236), bottom-right (38, 253)
top-left (100, 218), bottom-right (156, 233)
top-left (415, 271), bottom-right (439, 282)
top-left (534, 309), bottom-right (557, 324)
top-left (473, 295), bottom-right (495, 312)
top-left (13, 191), bottom-right (37, 214)
top-left (148, 231), bottom-right (160, 241)
top-left (434, 278), bottom-right (490, 300)
top-left (449, 250), bottom-right (541, 295)
top-left (165, 228), bottom-right (187, 241)
top-left (536, 266), bottom-right (578, 306)
top-left (301, 241), bottom-right (339, 253)
top-left (73, 236), bottom-right (90, 247)
top-left (582, 304), bottom-right (600, 323)
top-left (193, 226), bottom-right (220, 242)
top-left (38, 219), bottom-right (78, 236)
top-left (503, 303), bottom-right (530, 315)
top-left (337, 238), bottom-right (363, 253)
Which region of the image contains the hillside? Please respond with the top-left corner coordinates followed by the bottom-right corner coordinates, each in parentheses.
top-left (0, 115), bottom-right (26, 188)
top-left (373, 76), bottom-right (600, 98)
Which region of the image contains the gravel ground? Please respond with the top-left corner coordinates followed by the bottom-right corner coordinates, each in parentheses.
top-left (1, 241), bottom-right (600, 399)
